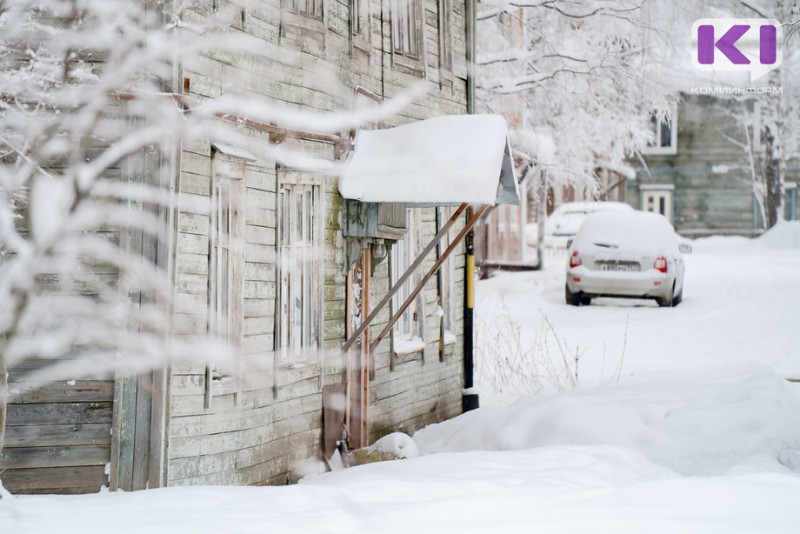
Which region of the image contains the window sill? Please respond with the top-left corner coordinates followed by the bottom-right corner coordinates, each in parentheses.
top-left (393, 334), bottom-right (425, 356)
top-left (210, 375), bottom-right (240, 396)
top-left (353, 35), bottom-right (372, 55)
top-left (277, 361), bottom-right (321, 383)
top-left (392, 52), bottom-right (425, 77)
top-left (280, 11), bottom-right (326, 45)
top-left (640, 146), bottom-right (677, 156)
top-left (442, 330), bottom-right (456, 347)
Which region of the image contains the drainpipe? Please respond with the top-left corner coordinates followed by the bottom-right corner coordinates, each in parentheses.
top-left (463, 0), bottom-right (479, 413)
top-left (466, 0), bottom-right (476, 116)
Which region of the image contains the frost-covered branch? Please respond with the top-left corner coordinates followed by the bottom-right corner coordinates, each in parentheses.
top-left (736, 0), bottom-right (768, 18)
top-left (509, 0), bottom-right (647, 19)
top-left (0, 0), bottom-right (413, 472)
top-left (476, 0), bottom-right (691, 187)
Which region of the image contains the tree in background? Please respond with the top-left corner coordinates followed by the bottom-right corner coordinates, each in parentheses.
top-left (739, 0), bottom-right (800, 228)
top-left (475, 0), bottom-right (691, 192)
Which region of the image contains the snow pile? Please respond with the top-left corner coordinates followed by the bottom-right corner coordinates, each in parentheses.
top-left (6, 445), bottom-right (800, 534)
top-left (414, 365), bottom-right (800, 477)
top-left (755, 220), bottom-right (800, 249)
top-left (366, 432), bottom-right (419, 459)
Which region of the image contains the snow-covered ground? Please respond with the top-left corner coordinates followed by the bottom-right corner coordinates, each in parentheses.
top-left (2, 222), bottom-right (800, 533)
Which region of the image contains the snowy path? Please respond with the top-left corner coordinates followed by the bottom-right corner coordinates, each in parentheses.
top-left (474, 233), bottom-right (800, 403)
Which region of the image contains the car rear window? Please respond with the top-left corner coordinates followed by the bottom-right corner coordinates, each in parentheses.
top-left (574, 212), bottom-right (677, 251)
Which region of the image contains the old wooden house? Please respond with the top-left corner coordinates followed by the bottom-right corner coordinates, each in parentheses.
top-left (470, 7), bottom-right (540, 272)
top-left (2, 0), bottom-right (519, 494)
top-left (628, 92), bottom-right (799, 235)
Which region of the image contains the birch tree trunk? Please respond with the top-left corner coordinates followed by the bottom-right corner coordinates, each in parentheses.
top-left (764, 68), bottom-right (785, 228)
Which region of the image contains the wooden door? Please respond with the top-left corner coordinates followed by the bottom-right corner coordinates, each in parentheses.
top-left (643, 190), bottom-right (673, 222)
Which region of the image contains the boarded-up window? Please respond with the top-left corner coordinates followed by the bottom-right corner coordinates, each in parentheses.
top-left (390, 209), bottom-right (424, 358)
top-left (276, 173), bottom-right (323, 363)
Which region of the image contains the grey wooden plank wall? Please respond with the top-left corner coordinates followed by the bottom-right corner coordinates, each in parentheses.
top-left (2, 132), bottom-right (120, 494)
top-left (3, 366), bottom-right (113, 494)
top-left (634, 93), bottom-right (790, 235)
top-left (163, 0), bottom-right (470, 486)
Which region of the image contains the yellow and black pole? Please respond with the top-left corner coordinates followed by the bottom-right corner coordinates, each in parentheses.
top-left (463, 0), bottom-right (479, 413)
top-left (463, 208), bottom-right (479, 412)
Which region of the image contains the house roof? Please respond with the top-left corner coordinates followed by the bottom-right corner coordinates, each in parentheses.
top-left (338, 114), bottom-right (519, 207)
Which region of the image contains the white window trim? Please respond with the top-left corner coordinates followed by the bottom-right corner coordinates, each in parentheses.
top-left (640, 185), bottom-right (674, 223)
top-left (642, 107), bottom-right (678, 156)
top-left (640, 184), bottom-right (675, 191)
top-left (393, 334), bottom-right (426, 356)
top-left (437, 207), bottom-right (457, 351)
top-left (390, 209), bottom-right (425, 359)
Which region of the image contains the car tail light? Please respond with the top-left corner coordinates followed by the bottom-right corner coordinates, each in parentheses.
top-left (654, 256), bottom-right (667, 273)
top-left (569, 250), bottom-right (582, 268)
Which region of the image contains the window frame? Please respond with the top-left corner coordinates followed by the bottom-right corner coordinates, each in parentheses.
top-left (275, 171), bottom-right (324, 366)
top-left (281, 0), bottom-right (327, 44)
top-left (437, 0), bottom-right (453, 83)
top-left (390, 0), bottom-right (426, 73)
top-left (642, 108), bottom-right (678, 155)
top-left (351, 0), bottom-right (372, 54)
top-left (640, 184), bottom-right (675, 224)
top-left (390, 209), bottom-right (425, 361)
top-left (436, 207), bottom-right (457, 358)
top-left (206, 151), bottom-right (246, 407)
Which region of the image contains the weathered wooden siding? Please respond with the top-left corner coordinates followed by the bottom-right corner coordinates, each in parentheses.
top-left (3, 141), bottom-right (121, 494)
top-left (164, 0), bottom-right (470, 486)
top-left (3, 369), bottom-right (113, 494)
top-left (368, 226), bottom-right (466, 439)
top-left (631, 93), bottom-right (800, 235)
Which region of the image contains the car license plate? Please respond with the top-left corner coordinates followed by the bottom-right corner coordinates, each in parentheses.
top-left (599, 263), bottom-right (639, 272)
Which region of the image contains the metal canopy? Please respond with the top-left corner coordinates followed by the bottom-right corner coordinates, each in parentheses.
top-left (338, 114), bottom-right (519, 207)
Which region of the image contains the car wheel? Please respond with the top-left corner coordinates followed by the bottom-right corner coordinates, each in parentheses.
top-left (565, 285), bottom-right (581, 306)
top-left (658, 282), bottom-right (675, 307)
top-left (580, 295), bottom-right (592, 306)
top-left (672, 288), bottom-right (683, 307)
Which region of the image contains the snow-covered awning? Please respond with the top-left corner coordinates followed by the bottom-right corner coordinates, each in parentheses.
top-left (339, 114), bottom-right (519, 207)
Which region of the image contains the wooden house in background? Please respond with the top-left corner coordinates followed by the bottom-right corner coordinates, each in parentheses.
top-left (2, 0), bottom-right (510, 494)
top-left (628, 92), bottom-right (799, 235)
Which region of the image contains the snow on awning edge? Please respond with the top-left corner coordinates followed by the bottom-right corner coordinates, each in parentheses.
top-left (338, 114), bottom-right (520, 207)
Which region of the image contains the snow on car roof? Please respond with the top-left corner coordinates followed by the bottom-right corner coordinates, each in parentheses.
top-left (572, 211), bottom-right (679, 253)
top-left (557, 201), bottom-right (634, 214)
